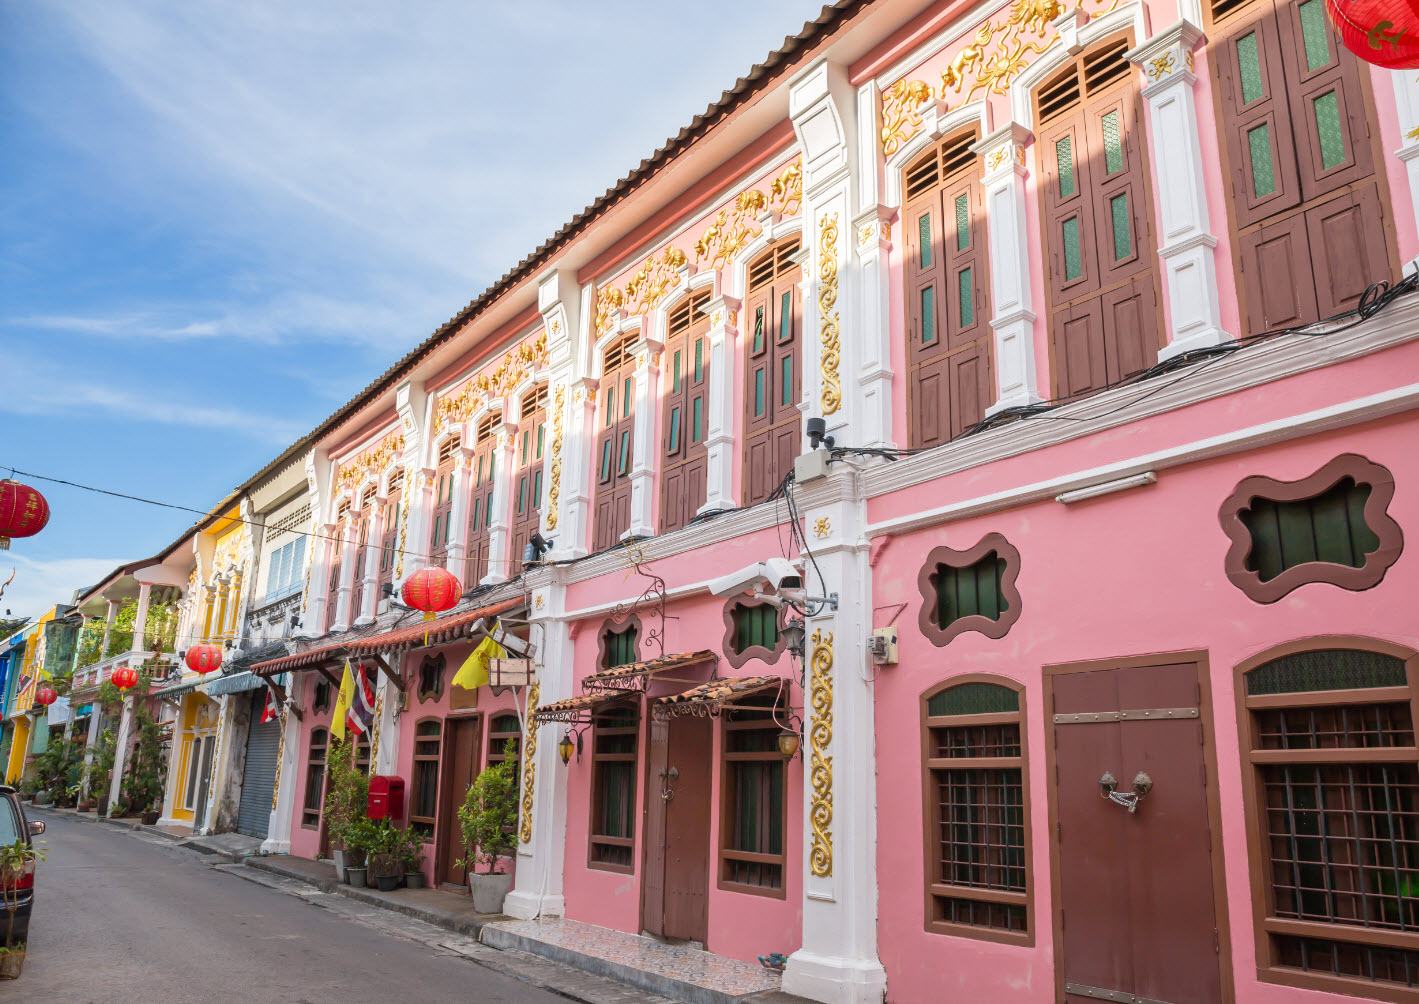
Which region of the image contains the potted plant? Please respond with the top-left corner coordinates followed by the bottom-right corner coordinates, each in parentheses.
top-left (400, 827), bottom-right (426, 889)
top-left (121, 681), bottom-right (166, 825)
top-left (0, 839), bottom-right (45, 980)
top-left (456, 739), bottom-right (519, 913)
top-left (90, 729), bottom-right (116, 817)
top-left (321, 736), bottom-right (368, 881)
top-left (341, 818), bottom-right (373, 888)
top-left (367, 820), bottom-right (403, 892)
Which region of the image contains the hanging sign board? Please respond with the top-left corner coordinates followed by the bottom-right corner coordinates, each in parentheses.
top-left (489, 658), bottom-right (535, 688)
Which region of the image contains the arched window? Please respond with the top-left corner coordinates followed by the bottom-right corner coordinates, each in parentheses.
top-left (302, 727), bottom-right (328, 828)
top-left (410, 718), bottom-right (443, 838)
top-left (1238, 641), bottom-right (1419, 999)
top-left (660, 289), bottom-right (712, 533)
top-left (1206, 0), bottom-right (1394, 333)
top-left (429, 437), bottom-right (459, 569)
top-left (377, 470), bottom-right (403, 599)
top-left (920, 677), bottom-right (1030, 942)
top-left (463, 415), bottom-right (498, 587)
top-left (510, 383), bottom-right (549, 576)
top-left (742, 239), bottom-right (802, 506)
top-left (350, 485), bottom-right (377, 620)
top-left (1035, 35), bottom-right (1161, 400)
top-left (904, 129), bottom-right (991, 448)
top-left (594, 333), bottom-right (638, 551)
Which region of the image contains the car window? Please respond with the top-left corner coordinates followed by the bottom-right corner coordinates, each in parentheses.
top-left (0, 799), bottom-right (21, 844)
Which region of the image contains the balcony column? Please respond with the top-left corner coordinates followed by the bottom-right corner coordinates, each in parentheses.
top-left (538, 266), bottom-right (589, 560)
top-left (444, 448), bottom-right (473, 582)
top-left (1389, 69), bottom-right (1419, 269)
top-left (975, 123), bottom-right (1047, 416)
top-left (101, 599), bottom-right (118, 656)
top-left (484, 420), bottom-right (517, 584)
top-left (107, 696), bottom-right (134, 809)
top-left (131, 582), bottom-right (153, 655)
top-left (627, 339), bottom-right (661, 537)
top-left (1125, 21), bottom-right (1230, 361)
top-left (354, 500), bottom-right (380, 628)
top-left (701, 295), bottom-right (742, 512)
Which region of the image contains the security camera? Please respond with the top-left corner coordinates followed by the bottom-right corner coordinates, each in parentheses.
top-left (708, 558), bottom-right (803, 598)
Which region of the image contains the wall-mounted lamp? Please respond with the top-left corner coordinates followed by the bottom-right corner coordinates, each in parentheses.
top-left (558, 729), bottom-right (582, 765)
top-left (1055, 471), bottom-right (1157, 504)
top-left (776, 729), bottom-right (801, 761)
top-left (381, 583), bottom-right (394, 599)
top-left (523, 533), bottom-right (554, 566)
top-left (805, 416), bottom-right (835, 451)
top-left (781, 620), bottom-right (806, 660)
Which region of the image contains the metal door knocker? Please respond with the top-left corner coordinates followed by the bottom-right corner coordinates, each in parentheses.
top-left (659, 766), bottom-right (679, 801)
top-left (1099, 770), bottom-right (1153, 813)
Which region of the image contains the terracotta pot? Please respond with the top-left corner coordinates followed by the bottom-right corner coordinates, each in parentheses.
top-left (0, 948), bottom-right (24, 980)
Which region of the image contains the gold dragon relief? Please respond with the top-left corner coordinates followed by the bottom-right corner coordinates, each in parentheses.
top-left (337, 430), bottom-right (405, 494)
top-left (433, 329), bottom-right (550, 433)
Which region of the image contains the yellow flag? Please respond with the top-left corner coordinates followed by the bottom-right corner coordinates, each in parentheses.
top-left (453, 626), bottom-right (505, 691)
top-left (331, 659), bottom-right (355, 741)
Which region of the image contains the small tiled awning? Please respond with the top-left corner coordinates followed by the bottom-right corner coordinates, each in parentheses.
top-left (250, 597), bottom-right (523, 677)
top-left (581, 650), bottom-right (717, 692)
top-left (530, 692), bottom-right (623, 725)
top-left (653, 675), bottom-right (785, 720)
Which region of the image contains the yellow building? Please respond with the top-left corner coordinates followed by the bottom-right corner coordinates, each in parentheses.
top-left (4, 608), bottom-right (59, 784)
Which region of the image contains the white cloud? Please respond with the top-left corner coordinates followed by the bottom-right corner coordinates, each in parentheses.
top-left (0, 555), bottom-right (122, 624)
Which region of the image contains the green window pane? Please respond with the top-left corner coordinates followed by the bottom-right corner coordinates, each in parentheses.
top-left (1247, 123), bottom-right (1275, 197)
top-left (672, 350), bottom-right (682, 392)
top-left (754, 368), bottom-right (765, 416)
top-left (1062, 217), bottom-right (1082, 280)
top-left (1298, 0), bottom-right (1332, 72)
top-left (476, 455), bottom-right (483, 486)
top-left (918, 213), bottom-right (933, 268)
top-left (517, 476), bottom-right (526, 514)
top-left (921, 287), bottom-right (936, 346)
top-left (536, 423), bottom-right (544, 459)
top-left (604, 386), bottom-right (614, 426)
top-left (487, 491), bottom-right (495, 527)
top-left (472, 499), bottom-right (481, 531)
top-left (1237, 32), bottom-right (1263, 105)
top-left (1101, 110), bottom-right (1123, 175)
top-left (599, 440), bottom-right (612, 481)
top-left (618, 430), bottom-right (630, 475)
top-left (521, 430), bottom-right (529, 464)
top-left (779, 291), bottom-right (792, 341)
top-left (533, 470), bottom-right (542, 508)
top-left (955, 193), bottom-right (970, 251)
top-left (1109, 193), bottom-right (1131, 261)
top-left (1314, 91), bottom-right (1345, 169)
top-left (1056, 136), bottom-right (1075, 197)
top-left (780, 355), bottom-right (793, 406)
top-left (753, 306), bottom-right (764, 352)
top-left (958, 268), bottom-right (974, 327)
top-left (927, 681), bottom-right (1020, 717)
top-left (623, 377), bottom-right (632, 417)
top-left (487, 453), bottom-right (494, 480)
top-left (692, 397), bottom-right (702, 442)
top-left (669, 405), bottom-right (681, 452)
top-left (694, 338), bottom-right (703, 382)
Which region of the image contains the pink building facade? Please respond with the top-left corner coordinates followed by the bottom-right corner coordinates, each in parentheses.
top-left (249, 1), bottom-right (1419, 1002)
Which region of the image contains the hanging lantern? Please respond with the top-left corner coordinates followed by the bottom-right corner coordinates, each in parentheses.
top-left (0, 479), bottom-right (50, 550)
top-left (777, 729), bottom-right (802, 760)
top-left (401, 566), bottom-right (462, 622)
top-left (1326, 0), bottom-right (1419, 69)
top-left (186, 643), bottom-right (223, 675)
top-left (112, 666), bottom-right (138, 690)
top-left (34, 686), bottom-right (58, 707)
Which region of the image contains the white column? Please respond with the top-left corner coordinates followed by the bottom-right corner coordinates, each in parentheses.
top-left (975, 123), bottom-right (1046, 416)
top-left (158, 703), bottom-right (188, 826)
top-left (556, 379), bottom-right (597, 559)
top-left (1389, 68), bottom-right (1419, 272)
top-left (331, 522), bottom-right (356, 633)
top-left (308, 521), bottom-right (336, 636)
top-left (504, 571), bottom-right (570, 920)
top-left (107, 697), bottom-right (134, 810)
top-left (484, 425), bottom-right (516, 584)
top-left (627, 340), bottom-right (660, 537)
top-left (701, 296), bottom-right (742, 512)
top-left (101, 599), bottom-right (119, 656)
top-left (539, 267), bottom-right (590, 560)
top-left (131, 582), bottom-right (153, 655)
top-left (445, 453), bottom-right (473, 578)
top-left (1127, 21), bottom-right (1229, 360)
top-left (401, 468), bottom-right (434, 585)
top-left (851, 206), bottom-right (896, 447)
top-left (372, 664), bottom-right (401, 775)
top-left (263, 687), bottom-right (302, 854)
top-left (784, 55), bottom-right (887, 1004)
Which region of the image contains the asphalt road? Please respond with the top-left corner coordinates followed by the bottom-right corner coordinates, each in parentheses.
top-left (19, 813), bottom-right (567, 1003)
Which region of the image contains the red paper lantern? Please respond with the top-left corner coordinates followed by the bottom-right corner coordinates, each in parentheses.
top-left (186, 644), bottom-right (223, 675)
top-left (111, 666), bottom-right (138, 690)
top-left (401, 566), bottom-right (462, 621)
top-left (34, 686), bottom-right (57, 707)
top-left (1326, 0), bottom-right (1419, 69)
top-left (0, 480), bottom-right (50, 550)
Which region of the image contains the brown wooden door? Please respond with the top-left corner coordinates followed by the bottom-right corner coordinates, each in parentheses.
top-left (1051, 662), bottom-right (1224, 1004)
top-left (641, 715), bottom-right (712, 945)
top-left (436, 716), bottom-right (481, 889)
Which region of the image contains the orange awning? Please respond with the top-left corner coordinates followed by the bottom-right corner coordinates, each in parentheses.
top-left (580, 650), bottom-right (716, 692)
top-left (531, 692), bottom-right (625, 725)
top-left (652, 675), bottom-right (785, 720)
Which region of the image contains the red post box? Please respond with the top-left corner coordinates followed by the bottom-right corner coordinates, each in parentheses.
top-left (367, 774), bottom-right (405, 821)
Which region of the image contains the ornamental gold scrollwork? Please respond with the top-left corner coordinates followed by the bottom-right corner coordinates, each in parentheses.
top-left (370, 691), bottom-right (384, 765)
top-left (301, 518), bottom-right (317, 611)
top-left (818, 214), bottom-right (842, 416)
top-left (337, 430), bottom-right (405, 493)
top-left (270, 723), bottom-right (285, 811)
top-left (520, 681), bottom-right (540, 843)
top-left (1147, 51), bottom-right (1176, 80)
top-left (544, 385), bottom-right (565, 531)
top-left (694, 190), bottom-right (766, 272)
top-left (433, 330), bottom-right (550, 433)
top-left (809, 629), bottom-right (835, 878)
top-left (394, 478), bottom-right (411, 578)
top-left (881, 79), bottom-right (935, 157)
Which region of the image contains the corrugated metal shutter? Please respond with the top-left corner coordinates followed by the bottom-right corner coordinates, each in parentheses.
top-left (236, 691), bottom-right (279, 838)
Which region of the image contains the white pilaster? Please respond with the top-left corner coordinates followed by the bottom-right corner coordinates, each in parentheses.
top-left (331, 521), bottom-right (356, 634)
top-left (1390, 68), bottom-right (1419, 271)
top-left (1126, 21), bottom-right (1230, 360)
top-left (444, 454), bottom-right (472, 579)
top-left (131, 582), bottom-right (152, 654)
top-left (263, 690), bottom-right (302, 854)
top-left (701, 295), bottom-right (742, 512)
top-left (504, 570), bottom-right (570, 920)
top-left (627, 340), bottom-right (660, 537)
top-left (851, 205), bottom-right (896, 447)
top-left (373, 665), bottom-right (401, 775)
top-left (354, 498), bottom-right (381, 627)
top-left (484, 421), bottom-right (516, 584)
top-left (976, 123), bottom-right (1046, 416)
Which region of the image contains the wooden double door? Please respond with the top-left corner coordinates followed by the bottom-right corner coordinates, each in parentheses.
top-left (1047, 656), bottom-right (1231, 1004)
top-left (436, 716), bottom-right (482, 889)
top-left (641, 715), bottom-right (712, 945)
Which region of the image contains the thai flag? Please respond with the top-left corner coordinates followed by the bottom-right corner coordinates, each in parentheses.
top-left (346, 661), bottom-right (377, 736)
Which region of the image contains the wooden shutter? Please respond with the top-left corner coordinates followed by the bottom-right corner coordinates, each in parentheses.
top-left (429, 439), bottom-right (456, 568)
top-left (743, 241), bottom-right (803, 506)
top-left (660, 291), bottom-right (711, 533)
top-left (377, 476), bottom-right (402, 596)
top-left (464, 418), bottom-right (497, 587)
top-left (510, 384), bottom-right (548, 576)
top-left (594, 335), bottom-right (636, 551)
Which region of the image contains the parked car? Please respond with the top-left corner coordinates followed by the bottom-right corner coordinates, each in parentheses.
top-left (0, 785), bottom-right (44, 945)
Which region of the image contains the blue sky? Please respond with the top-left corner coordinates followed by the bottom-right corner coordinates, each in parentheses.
top-left (0, 1), bottom-right (827, 621)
